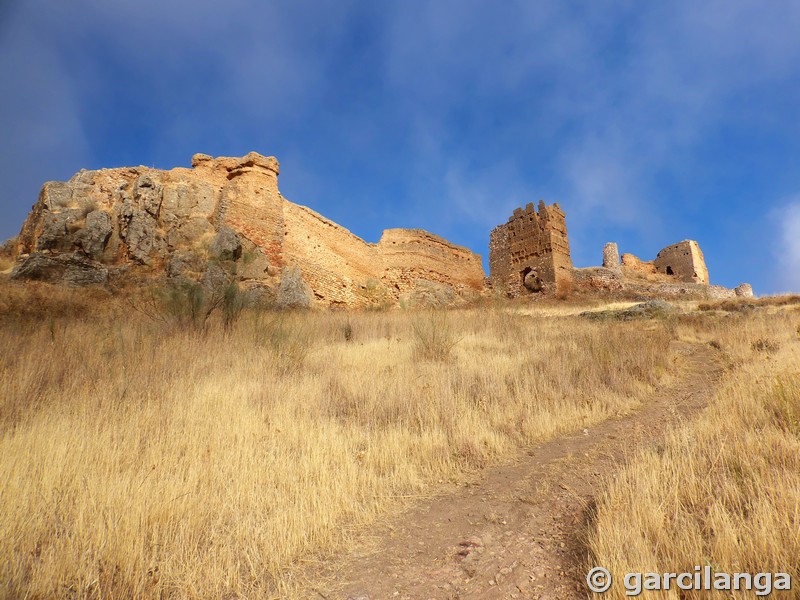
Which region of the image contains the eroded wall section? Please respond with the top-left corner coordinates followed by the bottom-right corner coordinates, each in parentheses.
top-left (282, 202), bottom-right (381, 306)
top-left (282, 207), bottom-right (485, 306)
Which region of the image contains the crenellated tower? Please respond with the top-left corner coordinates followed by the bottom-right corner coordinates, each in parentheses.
top-left (488, 200), bottom-right (573, 296)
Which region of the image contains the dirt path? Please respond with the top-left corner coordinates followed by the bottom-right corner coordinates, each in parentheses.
top-left (311, 341), bottom-right (722, 600)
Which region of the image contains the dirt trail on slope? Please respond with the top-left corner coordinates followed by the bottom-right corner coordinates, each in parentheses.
top-left (311, 341), bottom-right (722, 600)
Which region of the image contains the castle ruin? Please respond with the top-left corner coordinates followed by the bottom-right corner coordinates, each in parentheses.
top-left (489, 201), bottom-right (752, 299)
top-left (7, 151), bottom-right (754, 303)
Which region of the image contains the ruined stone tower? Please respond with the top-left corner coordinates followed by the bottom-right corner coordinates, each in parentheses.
top-left (489, 201), bottom-right (573, 296)
top-left (653, 240), bottom-right (709, 284)
top-left (195, 152), bottom-right (285, 267)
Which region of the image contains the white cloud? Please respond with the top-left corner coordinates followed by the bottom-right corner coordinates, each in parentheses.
top-left (773, 201), bottom-right (800, 293)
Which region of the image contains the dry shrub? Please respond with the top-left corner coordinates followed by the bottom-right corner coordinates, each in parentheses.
top-left (249, 311), bottom-right (313, 374)
top-left (411, 311), bottom-right (460, 361)
top-left (698, 294), bottom-right (800, 312)
top-left (0, 238), bottom-right (15, 272)
top-left (0, 280), bottom-right (110, 323)
top-left (751, 337), bottom-right (780, 353)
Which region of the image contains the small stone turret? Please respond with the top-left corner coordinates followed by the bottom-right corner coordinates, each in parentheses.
top-left (602, 242), bottom-right (621, 271)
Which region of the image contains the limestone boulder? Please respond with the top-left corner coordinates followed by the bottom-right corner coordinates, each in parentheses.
top-left (208, 226), bottom-right (242, 261)
top-left (581, 300), bottom-right (678, 321)
top-left (277, 265), bottom-right (313, 309)
top-left (191, 153), bottom-right (213, 167)
top-left (78, 210), bottom-right (113, 259)
top-left (11, 252), bottom-right (108, 286)
top-left (240, 282), bottom-right (277, 308)
top-left (133, 174), bottom-right (163, 218)
top-left (735, 283), bottom-right (754, 298)
top-left (202, 261), bottom-right (235, 296)
top-left (237, 245), bottom-right (272, 280)
top-left (36, 209), bottom-right (85, 252)
top-left (124, 210), bottom-right (166, 266)
top-left (166, 250), bottom-right (206, 279)
top-left (41, 181), bottom-right (73, 210)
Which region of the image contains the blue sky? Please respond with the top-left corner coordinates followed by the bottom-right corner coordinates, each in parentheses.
top-left (2, 1), bottom-right (799, 293)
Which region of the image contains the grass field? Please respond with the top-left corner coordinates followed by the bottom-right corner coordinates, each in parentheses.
top-left (0, 281), bottom-right (798, 598)
top-left (588, 304), bottom-right (800, 598)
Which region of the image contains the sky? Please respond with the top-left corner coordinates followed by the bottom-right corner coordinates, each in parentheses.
top-left (1, 1), bottom-right (799, 294)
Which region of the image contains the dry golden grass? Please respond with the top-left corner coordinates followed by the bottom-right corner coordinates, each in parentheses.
top-left (0, 259), bottom-right (13, 275)
top-left (698, 294), bottom-right (800, 312)
top-left (0, 282), bottom-right (675, 599)
top-left (588, 308), bottom-right (800, 598)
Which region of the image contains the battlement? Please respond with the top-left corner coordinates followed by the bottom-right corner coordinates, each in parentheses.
top-left (191, 152), bottom-right (280, 180)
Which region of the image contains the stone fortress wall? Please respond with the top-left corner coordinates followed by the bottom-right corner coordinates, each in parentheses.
top-left (11, 152), bottom-right (486, 307)
top-left (9, 150), bottom-right (754, 304)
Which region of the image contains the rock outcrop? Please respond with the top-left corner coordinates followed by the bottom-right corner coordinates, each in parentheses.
top-left (276, 265), bottom-right (313, 309)
top-left (10, 252), bottom-right (108, 286)
top-left (10, 152), bottom-right (485, 307)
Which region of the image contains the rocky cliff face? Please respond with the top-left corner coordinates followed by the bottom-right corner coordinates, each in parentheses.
top-left (10, 152), bottom-right (486, 307)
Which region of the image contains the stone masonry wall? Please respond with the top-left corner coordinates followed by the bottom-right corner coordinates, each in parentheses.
top-left (282, 208), bottom-right (486, 307)
top-left (489, 200), bottom-right (573, 296)
top-left (377, 229), bottom-right (485, 294)
top-left (282, 202), bottom-right (382, 306)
